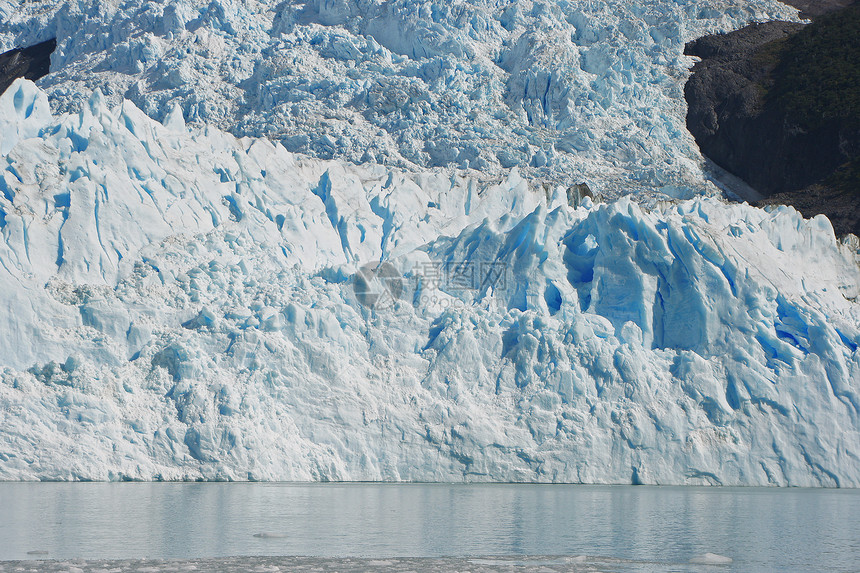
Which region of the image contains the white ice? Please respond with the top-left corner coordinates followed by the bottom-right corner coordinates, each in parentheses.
top-left (0, 80), bottom-right (858, 485)
top-left (690, 553), bottom-right (733, 565)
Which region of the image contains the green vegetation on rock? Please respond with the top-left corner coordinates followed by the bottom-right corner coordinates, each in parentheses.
top-left (827, 158), bottom-right (860, 196)
top-left (768, 2), bottom-right (860, 130)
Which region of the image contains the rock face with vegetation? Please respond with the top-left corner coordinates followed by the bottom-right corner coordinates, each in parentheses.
top-left (685, 1), bottom-right (860, 235)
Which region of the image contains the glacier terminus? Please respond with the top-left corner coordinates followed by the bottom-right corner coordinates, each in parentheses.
top-left (0, 0), bottom-right (858, 486)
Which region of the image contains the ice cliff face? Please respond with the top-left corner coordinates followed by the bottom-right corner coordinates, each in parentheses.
top-left (1, 79), bottom-right (859, 485)
top-left (0, 0), bottom-right (798, 196)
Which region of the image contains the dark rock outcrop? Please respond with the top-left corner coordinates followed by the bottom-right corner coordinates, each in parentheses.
top-left (0, 38), bottom-right (56, 96)
top-left (782, 0), bottom-right (855, 18)
top-left (684, 2), bottom-right (860, 236)
top-left (758, 181), bottom-right (860, 237)
top-left (684, 22), bottom-right (805, 195)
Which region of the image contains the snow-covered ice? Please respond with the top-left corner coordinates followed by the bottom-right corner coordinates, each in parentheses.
top-left (0, 78), bottom-right (858, 485)
top-left (0, 0), bottom-right (799, 196)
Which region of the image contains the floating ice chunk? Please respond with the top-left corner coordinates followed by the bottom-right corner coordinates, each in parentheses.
top-left (690, 553), bottom-right (733, 564)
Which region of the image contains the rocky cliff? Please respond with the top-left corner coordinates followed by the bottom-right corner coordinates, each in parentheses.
top-left (0, 38), bottom-right (55, 96)
top-left (685, 1), bottom-right (860, 235)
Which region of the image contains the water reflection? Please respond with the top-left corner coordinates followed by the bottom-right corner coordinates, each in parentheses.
top-left (0, 483), bottom-right (857, 572)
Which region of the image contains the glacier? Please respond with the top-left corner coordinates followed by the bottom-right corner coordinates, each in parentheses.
top-left (0, 76), bottom-right (859, 485)
top-left (0, 0), bottom-right (798, 196)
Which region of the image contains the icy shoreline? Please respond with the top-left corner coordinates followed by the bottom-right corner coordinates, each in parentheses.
top-left (0, 555), bottom-right (725, 573)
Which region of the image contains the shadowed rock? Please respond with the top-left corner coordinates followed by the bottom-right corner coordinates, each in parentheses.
top-left (684, 2), bottom-right (860, 235)
top-left (0, 38), bottom-right (56, 96)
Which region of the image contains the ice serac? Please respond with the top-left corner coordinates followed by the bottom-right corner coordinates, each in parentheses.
top-left (0, 0), bottom-right (799, 197)
top-left (0, 78), bottom-right (51, 154)
top-left (0, 84), bottom-right (858, 486)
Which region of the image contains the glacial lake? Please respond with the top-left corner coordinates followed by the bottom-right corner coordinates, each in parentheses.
top-left (0, 483), bottom-right (857, 572)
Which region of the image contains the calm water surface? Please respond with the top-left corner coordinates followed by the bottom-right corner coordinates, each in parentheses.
top-left (0, 483), bottom-right (857, 571)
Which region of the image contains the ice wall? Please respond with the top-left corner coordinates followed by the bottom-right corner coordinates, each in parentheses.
top-left (0, 81), bottom-right (858, 485)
